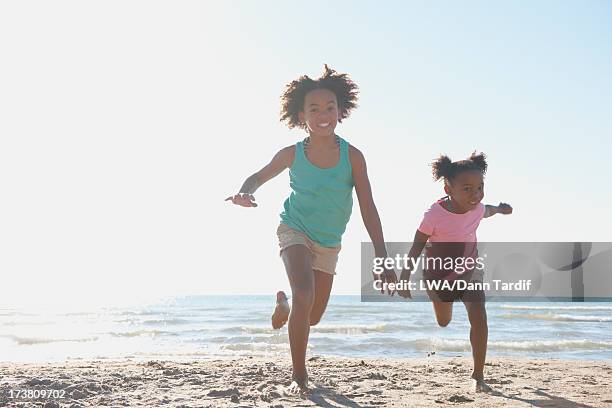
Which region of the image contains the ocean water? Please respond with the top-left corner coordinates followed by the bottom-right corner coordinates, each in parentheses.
top-left (1, 296), bottom-right (611, 363)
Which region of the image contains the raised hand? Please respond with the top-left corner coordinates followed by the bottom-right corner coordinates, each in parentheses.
top-left (225, 193), bottom-right (258, 207)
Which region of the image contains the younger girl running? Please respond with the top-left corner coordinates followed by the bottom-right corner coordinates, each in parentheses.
top-left (226, 65), bottom-right (396, 394)
top-left (398, 152), bottom-right (512, 392)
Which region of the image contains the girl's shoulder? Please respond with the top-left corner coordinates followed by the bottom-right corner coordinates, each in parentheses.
top-left (425, 199), bottom-right (446, 214)
top-left (422, 199), bottom-right (456, 222)
top-left (280, 144), bottom-right (296, 155)
top-left (347, 143), bottom-right (367, 174)
top-left (345, 140), bottom-right (364, 161)
top-left (273, 144), bottom-right (296, 169)
top-left (476, 202), bottom-right (486, 218)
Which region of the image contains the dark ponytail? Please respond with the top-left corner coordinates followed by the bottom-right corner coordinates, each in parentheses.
top-left (432, 155), bottom-right (454, 181)
top-left (469, 151), bottom-right (488, 174)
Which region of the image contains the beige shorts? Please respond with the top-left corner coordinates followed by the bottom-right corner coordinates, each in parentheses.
top-left (276, 223), bottom-right (341, 275)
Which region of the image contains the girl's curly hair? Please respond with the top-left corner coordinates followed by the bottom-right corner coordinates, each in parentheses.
top-left (280, 64), bottom-right (359, 130)
top-left (432, 151), bottom-right (488, 183)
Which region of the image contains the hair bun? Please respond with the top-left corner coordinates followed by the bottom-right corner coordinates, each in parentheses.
top-left (469, 151), bottom-right (488, 174)
top-left (431, 155), bottom-right (453, 181)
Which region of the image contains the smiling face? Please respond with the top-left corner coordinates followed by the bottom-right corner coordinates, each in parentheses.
top-left (298, 88), bottom-right (339, 137)
top-left (445, 170), bottom-right (485, 213)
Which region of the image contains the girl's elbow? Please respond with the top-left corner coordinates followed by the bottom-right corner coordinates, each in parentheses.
top-left (250, 172), bottom-right (262, 186)
top-left (360, 204), bottom-right (379, 220)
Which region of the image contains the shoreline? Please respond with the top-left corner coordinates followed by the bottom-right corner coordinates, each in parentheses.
top-left (1, 356), bottom-right (611, 407)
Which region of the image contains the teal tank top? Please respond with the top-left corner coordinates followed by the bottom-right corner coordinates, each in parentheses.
top-left (280, 136), bottom-right (354, 247)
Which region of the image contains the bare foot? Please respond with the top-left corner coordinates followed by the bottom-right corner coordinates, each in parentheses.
top-left (271, 291), bottom-right (290, 329)
top-left (284, 378), bottom-right (309, 396)
top-left (471, 378), bottom-right (493, 393)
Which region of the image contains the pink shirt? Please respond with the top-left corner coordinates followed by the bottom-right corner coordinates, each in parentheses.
top-left (418, 200), bottom-right (485, 242)
top-left (418, 200), bottom-right (486, 279)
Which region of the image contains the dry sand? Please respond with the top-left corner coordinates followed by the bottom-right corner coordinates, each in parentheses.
top-left (1, 356), bottom-right (611, 407)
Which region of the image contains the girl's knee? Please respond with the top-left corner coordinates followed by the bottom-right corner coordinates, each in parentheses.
top-left (432, 302), bottom-right (453, 327)
top-left (291, 288), bottom-right (314, 310)
top-left (467, 304), bottom-right (487, 326)
top-left (436, 316), bottom-right (452, 327)
top-left (309, 314), bottom-right (322, 326)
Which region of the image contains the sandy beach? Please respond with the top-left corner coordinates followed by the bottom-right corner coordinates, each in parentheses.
top-left (1, 356), bottom-right (611, 407)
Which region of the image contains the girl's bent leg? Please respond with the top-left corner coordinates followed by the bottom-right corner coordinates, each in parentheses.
top-left (429, 300), bottom-right (453, 327)
top-left (426, 287), bottom-right (454, 327)
top-left (309, 270), bottom-right (334, 326)
top-left (281, 245), bottom-right (315, 388)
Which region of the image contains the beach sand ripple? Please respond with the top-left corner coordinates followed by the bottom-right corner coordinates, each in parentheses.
top-left (0, 356), bottom-right (611, 407)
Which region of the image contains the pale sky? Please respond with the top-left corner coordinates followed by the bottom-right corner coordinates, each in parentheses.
top-left (1, 1), bottom-right (611, 307)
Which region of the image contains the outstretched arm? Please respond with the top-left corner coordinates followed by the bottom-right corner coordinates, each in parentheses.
top-left (484, 202), bottom-right (513, 218)
top-left (350, 146), bottom-right (397, 295)
top-left (225, 146), bottom-right (294, 207)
